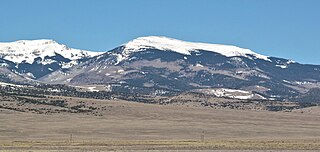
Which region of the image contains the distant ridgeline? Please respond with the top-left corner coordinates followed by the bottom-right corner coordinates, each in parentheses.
top-left (0, 36), bottom-right (320, 103)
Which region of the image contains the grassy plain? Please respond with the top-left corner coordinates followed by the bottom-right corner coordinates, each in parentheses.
top-left (0, 97), bottom-right (319, 151)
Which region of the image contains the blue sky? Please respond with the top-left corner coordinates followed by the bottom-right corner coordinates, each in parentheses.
top-left (1, 0), bottom-right (319, 64)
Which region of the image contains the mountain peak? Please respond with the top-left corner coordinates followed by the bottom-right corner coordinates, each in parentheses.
top-left (123, 36), bottom-right (270, 61)
top-left (0, 39), bottom-right (101, 64)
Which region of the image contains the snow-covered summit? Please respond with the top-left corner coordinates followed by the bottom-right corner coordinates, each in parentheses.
top-left (0, 39), bottom-right (101, 64)
top-left (123, 36), bottom-right (270, 61)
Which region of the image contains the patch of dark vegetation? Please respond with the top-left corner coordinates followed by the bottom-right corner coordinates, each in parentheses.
top-left (123, 92), bottom-right (314, 112)
top-left (15, 97), bottom-right (68, 108)
top-left (266, 105), bottom-right (299, 111)
top-left (294, 88), bottom-right (320, 104)
top-left (0, 80), bottom-right (318, 114)
top-left (0, 84), bottom-right (113, 100)
top-left (0, 74), bottom-right (12, 83)
top-left (0, 95), bottom-right (103, 116)
top-left (0, 105), bottom-right (25, 112)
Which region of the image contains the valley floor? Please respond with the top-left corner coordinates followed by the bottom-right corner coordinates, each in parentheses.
top-left (0, 97), bottom-right (320, 151)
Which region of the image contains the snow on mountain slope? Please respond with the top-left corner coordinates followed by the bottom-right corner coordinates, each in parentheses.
top-left (197, 88), bottom-right (266, 100)
top-left (38, 36), bottom-right (320, 100)
top-left (0, 39), bottom-right (101, 64)
top-left (123, 36), bottom-right (271, 61)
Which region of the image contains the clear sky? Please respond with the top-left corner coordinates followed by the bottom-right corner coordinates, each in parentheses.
top-left (1, 0), bottom-right (319, 64)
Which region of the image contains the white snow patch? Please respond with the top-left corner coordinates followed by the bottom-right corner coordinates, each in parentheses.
top-left (26, 72), bottom-right (35, 78)
top-left (256, 94), bottom-right (267, 100)
top-left (0, 82), bottom-right (23, 87)
top-left (115, 54), bottom-right (125, 65)
top-left (287, 60), bottom-right (296, 64)
top-left (195, 63), bottom-right (204, 67)
top-left (294, 81), bottom-right (315, 85)
top-left (221, 89), bottom-right (249, 94)
top-left (233, 94), bottom-right (255, 100)
top-left (0, 63), bottom-right (9, 67)
top-left (47, 88), bottom-right (61, 92)
top-left (276, 65), bottom-right (287, 69)
top-left (123, 36), bottom-right (271, 62)
top-left (87, 87), bottom-right (99, 92)
top-left (117, 69), bottom-right (125, 73)
top-left (0, 39), bottom-right (102, 64)
top-left (105, 85), bottom-right (112, 92)
top-left (283, 80), bottom-right (291, 83)
top-left (207, 88), bottom-right (259, 100)
top-left (62, 60), bottom-right (78, 69)
top-left (42, 59), bottom-right (55, 65)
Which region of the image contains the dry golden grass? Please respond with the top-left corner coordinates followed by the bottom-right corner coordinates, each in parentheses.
top-left (0, 139), bottom-right (319, 151)
top-left (0, 96), bottom-right (320, 151)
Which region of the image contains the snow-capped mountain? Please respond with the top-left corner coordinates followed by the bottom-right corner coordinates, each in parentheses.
top-left (0, 39), bottom-right (102, 79)
top-left (123, 36), bottom-right (270, 61)
top-left (40, 36), bottom-right (320, 101)
top-left (112, 36), bottom-right (271, 65)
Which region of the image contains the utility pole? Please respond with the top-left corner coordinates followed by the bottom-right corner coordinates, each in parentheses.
top-left (201, 130), bottom-right (205, 142)
top-left (69, 134), bottom-right (73, 143)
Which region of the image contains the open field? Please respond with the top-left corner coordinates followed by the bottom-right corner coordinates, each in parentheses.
top-left (0, 97), bottom-right (320, 151)
top-left (1, 139), bottom-right (320, 151)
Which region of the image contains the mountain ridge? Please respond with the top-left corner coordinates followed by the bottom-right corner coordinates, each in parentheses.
top-left (1, 36), bottom-right (320, 102)
top-left (36, 36), bottom-right (320, 102)
top-left (122, 36), bottom-right (271, 62)
top-left (0, 39), bottom-right (101, 64)
top-left (0, 39), bottom-right (103, 79)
